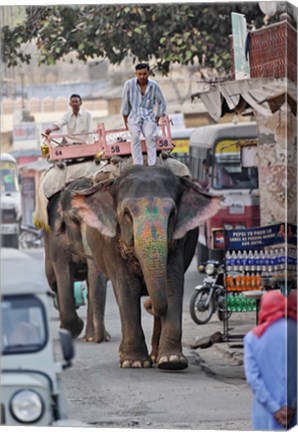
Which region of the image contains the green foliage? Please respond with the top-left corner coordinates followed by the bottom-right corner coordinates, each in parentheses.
top-left (2, 4), bottom-right (264, 74)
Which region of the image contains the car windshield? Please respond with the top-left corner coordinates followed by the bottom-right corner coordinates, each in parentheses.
top-left (1, 295), bottom-right (47, 354)
top-left (212, 139), bottom-right (258, 190)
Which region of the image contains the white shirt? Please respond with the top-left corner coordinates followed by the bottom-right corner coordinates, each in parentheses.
top-left (54, 108), bottom-right (93, 143)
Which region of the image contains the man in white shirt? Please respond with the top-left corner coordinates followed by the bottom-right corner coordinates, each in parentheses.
top-left (45, 94), bottom-right (93, 144)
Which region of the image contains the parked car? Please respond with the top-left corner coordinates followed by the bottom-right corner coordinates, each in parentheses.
top-left (0, 248), bottom-right (87, 427)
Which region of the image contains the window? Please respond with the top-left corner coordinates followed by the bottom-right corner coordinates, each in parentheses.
top-left (212, 139), bottom-right (258, 190)
top-left (1, 295), bottom-right (47, 354)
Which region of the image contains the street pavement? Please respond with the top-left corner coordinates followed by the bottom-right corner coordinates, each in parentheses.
top-left (182, 309), bottom-right (256, 382)
top-left (182, 258), bottom-right (257, 383)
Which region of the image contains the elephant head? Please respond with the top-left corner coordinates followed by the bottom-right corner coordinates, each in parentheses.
top-left (70, 166), bottom-right (219, 317)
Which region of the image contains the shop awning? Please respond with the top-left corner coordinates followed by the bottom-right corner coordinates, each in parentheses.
top-left (191, 77), bottom-right (297, 121)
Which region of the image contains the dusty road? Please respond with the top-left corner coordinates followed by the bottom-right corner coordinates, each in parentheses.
top-left (28, 249), bottom-right (255, 430)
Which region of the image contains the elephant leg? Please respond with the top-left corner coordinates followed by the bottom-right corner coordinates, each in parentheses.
top-left (157, 258), bottom-right (188, 370)
top-left (113, 278), bottom-right (152, 368)
top-left (84, 260), bottom-right (111, 343)
top-left (54, 260), bottom-right (84, 339)
top-left (143, 298), bottom-right (161, 363)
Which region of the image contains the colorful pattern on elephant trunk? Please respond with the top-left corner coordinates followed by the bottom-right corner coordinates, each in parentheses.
top-left (131, 197), bottom-right (173, 317)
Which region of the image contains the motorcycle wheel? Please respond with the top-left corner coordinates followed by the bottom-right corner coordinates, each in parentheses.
top-left (217, 310), bottom-right (232, 322)
top-left (189, 288), bottom-right (214, 325)
top-left (19, 231), bottom-right (38, 249)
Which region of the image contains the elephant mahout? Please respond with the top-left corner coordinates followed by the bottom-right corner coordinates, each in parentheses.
top-left (43, 176), bottom-right (110, 343)
top-left (67, 165), bottom-right (219, 370)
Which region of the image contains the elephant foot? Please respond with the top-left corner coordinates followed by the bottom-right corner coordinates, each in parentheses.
top-left (157, 354), bottom-right (188, 370)
top-left (61, 317), bottom-right (84, 339)
top-left (120, 358), bottom-right (152, 368)
top-left (83, 329), bottom-right (111, 343)
top-left (149, 351), bottom-right (158, 365)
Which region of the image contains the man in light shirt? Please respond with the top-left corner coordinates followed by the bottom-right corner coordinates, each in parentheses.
top-left (121, 63), bottom-right (166, 166)
top-left (45, 94), bottom-right (93, 144)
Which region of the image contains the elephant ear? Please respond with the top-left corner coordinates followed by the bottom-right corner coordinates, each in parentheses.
top-left (173, 178), bottom-right (220, 239)
top-left (71, 186), bottom-right (117, 238)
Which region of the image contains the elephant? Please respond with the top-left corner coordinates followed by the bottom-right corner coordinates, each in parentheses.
top-left (43, 177), bottom-right (110, 343)
top-left (67, 165), bottom-right (219, 370)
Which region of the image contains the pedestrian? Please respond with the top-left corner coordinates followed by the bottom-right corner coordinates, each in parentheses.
top-left (121, 63), bottom-right (166, 166)
top-left (45, 94), bottom-right (93, 144)
top-left (244, 290), bottom-right (297, 430)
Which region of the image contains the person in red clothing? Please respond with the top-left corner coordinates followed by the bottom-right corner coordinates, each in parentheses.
top-left (244, 291), bottom-right (297, 430)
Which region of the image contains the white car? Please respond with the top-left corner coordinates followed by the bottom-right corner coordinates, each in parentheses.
top-left (0, 248), bottom-right (87, 427)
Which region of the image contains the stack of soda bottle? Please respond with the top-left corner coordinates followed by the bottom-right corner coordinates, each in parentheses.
top-left (226, 293), bottom-right (257, 312)
top-left (224, 247), bottom-right (290, 292)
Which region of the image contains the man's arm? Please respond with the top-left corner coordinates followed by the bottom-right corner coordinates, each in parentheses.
top-left (121, 81), bottom-right (131, 129)
top-left (45, 112), bottom-right (68, 135)
top-left (45, 125), bottom-right (59, 135)
top-left (155, 84), bottom-right (166, 123)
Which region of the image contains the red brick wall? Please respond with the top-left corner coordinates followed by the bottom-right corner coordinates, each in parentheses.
top-left (231, 20), bottom-right (297, 83)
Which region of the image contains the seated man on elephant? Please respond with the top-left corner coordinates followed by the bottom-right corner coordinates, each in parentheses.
top-left (45, 94), bottom-right (93, 144)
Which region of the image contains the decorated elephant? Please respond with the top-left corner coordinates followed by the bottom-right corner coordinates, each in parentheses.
top-left (67, 165), bottom-right (219, 370)
top-left (43, 177), bottom-right (110, 342)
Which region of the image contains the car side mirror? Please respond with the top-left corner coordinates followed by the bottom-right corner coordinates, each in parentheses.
top-left (59, 329), bottom-right (75, 369)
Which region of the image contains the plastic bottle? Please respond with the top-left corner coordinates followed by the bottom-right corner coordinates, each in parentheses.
top-left (251, 250), bottom-right (256, 272)
top-left (253, 250), bottom-right (259, 272)
top-left (242, 250), bottom-right (248, 271)
top-left (256, 250), bottom-right (261, 272)
top-left (264, 250), bottom-right (270, 275)
top-left (273, 249), bottom-right (279, 275)
top-left (241, 271), bottom-right (247, 291)
top-left (225, 250), bottom-right (232, 272)
top-left (247, 250), bottom-right (253, 272)
top-left (251, 272), bottom-right (256, 290)
top-left (255, 273), bottom-right (262, 290)
top-left (228, 294), bottom-right (234, 311)
top-left (226, 274), bottom-right (234, 291)
top-left (236, 250), bottom-right (243, 272)
top-left (235, 274), bottom-right (242, 292)
top-left (231, 250), bottom-right (237, 272)
top-left (280, 247), bottom-right (286, 275)
top-left (259, 250), bottom-right (266, 273)
top-left (245, 272), bottom-right (252, 291)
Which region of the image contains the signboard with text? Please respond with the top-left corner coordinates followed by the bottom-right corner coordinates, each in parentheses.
top-left (227, 223), bottom-right (297, 250)
top-left (13, 123), bottom-right (38, 150)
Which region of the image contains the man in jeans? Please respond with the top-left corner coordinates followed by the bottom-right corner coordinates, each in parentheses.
top-left (45, 94), bottom-right (93, 144)
top-left (121, 63), bottom-right (166, 166)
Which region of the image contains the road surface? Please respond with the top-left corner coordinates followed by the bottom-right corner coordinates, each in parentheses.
top-left (28, 249), bottom-right (254, 430)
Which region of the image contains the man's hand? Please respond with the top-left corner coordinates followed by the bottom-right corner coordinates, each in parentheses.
top-left (45, 128), bottom-right (52, 135)
top-left (155, 116), bottom-right (160, 125)
top-left (274, 406), bottom-right (295, 427)
top-left (123, 116), bottom-right (128, 130)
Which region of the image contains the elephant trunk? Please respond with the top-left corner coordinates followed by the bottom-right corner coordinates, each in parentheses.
top-left (134, 224), bottom-right (168, 317)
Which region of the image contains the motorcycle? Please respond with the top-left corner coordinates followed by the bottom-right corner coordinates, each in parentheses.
top-left (19, 225), bottom-right (44, 249)
top-left (189, 260), bottom-right (232, 325)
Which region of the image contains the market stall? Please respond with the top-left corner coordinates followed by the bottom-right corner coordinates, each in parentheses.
top-left (223, 223), bottom-right (297, 341)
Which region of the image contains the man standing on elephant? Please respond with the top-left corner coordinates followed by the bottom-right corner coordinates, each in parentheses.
top-left (45, 94), bottom-right (93, 144)
top-left (121, 63), bottom-right (167, 166)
